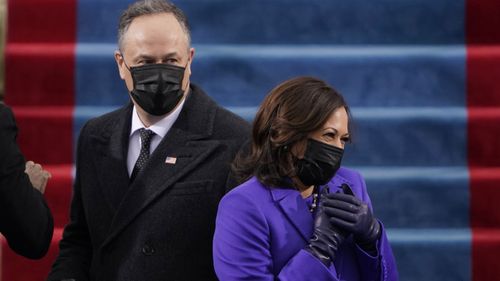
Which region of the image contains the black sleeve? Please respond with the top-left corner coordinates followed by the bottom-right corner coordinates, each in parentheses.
top-left (0, 104), bottom-right (54, 259)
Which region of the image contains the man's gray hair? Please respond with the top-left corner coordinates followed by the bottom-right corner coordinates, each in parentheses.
top-left (118, 0), bottom-right (191, 49)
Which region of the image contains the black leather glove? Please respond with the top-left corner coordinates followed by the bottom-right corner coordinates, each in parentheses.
top-left (305, 187), bottom-right (347, 266)
top-left (323, 184), bottom-right (381, 250)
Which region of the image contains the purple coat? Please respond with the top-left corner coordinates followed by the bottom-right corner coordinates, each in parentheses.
top-left (213, 167), bottom-right (399, 281)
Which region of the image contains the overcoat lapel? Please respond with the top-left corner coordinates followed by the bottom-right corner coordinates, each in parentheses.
top-left (91, 105), bottom-right (133, 212)
top-left (101, 88), bottom-right (219, 247)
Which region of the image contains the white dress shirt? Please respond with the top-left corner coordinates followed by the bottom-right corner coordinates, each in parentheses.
top-left (127, 97), bottom-right (186, 176)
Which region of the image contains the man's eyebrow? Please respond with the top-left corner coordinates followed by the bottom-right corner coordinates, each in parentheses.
top-left (134, 54), bottom-right (155, 60)
top-left (162, 52), bottom-right (178, 58)
top-left (135, 52), bottom-right (178, 60)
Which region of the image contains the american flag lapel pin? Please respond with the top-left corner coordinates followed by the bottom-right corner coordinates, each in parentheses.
top-left (165, 156), bottom-right (177, 165)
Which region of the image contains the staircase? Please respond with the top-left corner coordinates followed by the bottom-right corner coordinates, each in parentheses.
top-left (1, 0), bottom-right (75, 280)
top-left (467, 0), bottom-right (500, 279)
top-left (2, 0), bottom-right (500, 280)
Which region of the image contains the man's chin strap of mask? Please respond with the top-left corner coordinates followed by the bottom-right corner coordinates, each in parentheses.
top-left (120, 52), bottom-right (188, 116)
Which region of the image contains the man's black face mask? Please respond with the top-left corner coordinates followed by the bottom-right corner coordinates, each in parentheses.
top-left (296, 138), bottom-right (344, 187)
top-left (129, 63), bottom-right (185, 116)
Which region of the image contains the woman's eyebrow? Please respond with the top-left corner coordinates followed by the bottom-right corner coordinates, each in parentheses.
top-left (322, 127), bottom-right (338, 132)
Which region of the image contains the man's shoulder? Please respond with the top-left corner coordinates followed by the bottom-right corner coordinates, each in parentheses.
top-left (0, 103), bottom-right (15, 128)
top-left (81, 104), bottom-right (131, 135)
top-left (0, 102), bottom-right (10, 116)
top-left (190, 85), bottom-right (251, 140)
top-left (212, 105), bottom-right (251, 138)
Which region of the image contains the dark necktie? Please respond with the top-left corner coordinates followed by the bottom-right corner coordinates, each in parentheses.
top-left (130, 128), bottom-right (155, 182)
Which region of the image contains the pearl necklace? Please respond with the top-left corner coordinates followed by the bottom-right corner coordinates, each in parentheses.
top-left (309, 186), bottom-right (320, 213)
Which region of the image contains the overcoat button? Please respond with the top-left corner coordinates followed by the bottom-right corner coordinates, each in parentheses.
top-left (142, 244), bottom-right (155, 256)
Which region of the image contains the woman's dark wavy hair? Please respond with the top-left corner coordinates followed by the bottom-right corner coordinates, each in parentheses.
top-left (232, 76), bottom-right (351, 188)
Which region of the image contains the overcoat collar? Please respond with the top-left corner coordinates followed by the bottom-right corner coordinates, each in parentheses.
top-left (269, 173), bottom-right (353, 242)
top-left (88, 85), bottom-right (220, 247)
top-left (90, 103), bottom-right (133, 211)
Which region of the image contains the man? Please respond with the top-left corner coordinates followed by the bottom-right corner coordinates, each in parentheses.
top-left (48, 1), bottom-right (250, 280)
top-left (0, 102), bottom-right (53, 259)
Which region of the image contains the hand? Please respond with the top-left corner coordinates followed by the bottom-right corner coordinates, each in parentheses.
top-left (323, 190), bottom-right (381, 247)
top-left (305, 187), bottom-right (347, 266)
top-left (24, 161), bottom-right (51, 194)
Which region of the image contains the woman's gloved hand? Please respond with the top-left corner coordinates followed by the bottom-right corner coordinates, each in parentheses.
top-left (323, 184), bottom-right (381, 249)
top-left (305, 187), bottom-right (347, 266)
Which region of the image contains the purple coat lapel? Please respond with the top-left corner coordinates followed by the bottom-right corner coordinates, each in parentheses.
top-left (269, 172), bottom-right (354, 242)
top-left (270, 187), bottom-right (312, 241)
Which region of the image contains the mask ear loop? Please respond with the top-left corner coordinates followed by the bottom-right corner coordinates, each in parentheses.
top-left (180, 59), bottom-right (190, 89)
top-left (119, 52), bottom-right (139, 97)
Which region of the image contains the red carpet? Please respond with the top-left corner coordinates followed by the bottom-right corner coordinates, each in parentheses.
top-left (1, 229), bottom-right (63, 281)
top-left (467, 0), bottom-right (500, 279)
top-left (3, 0), bottom-right (500, 280)
top-left (2, 0), bottom-right (76, 280)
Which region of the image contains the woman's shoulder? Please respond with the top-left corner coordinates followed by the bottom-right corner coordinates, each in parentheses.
top-left (335, 167), bottom-right (363, 181)
top-left (221, 177), bottom-right (269, 206)
top-left (217, 177), bottom-right (276, 226)
top-left (329, 167), bottom-right (366, 191)
top-left (330, 167), bottom-right (371, 202)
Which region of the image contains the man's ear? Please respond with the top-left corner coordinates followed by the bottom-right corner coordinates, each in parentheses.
top-left (114, 50), bottom-right (126, 80)
top-left (182, 48), bottom-right (195, 91)
top-left (186, 47), bottom-right (195, 76)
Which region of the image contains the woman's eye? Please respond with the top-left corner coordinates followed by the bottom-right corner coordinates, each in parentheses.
top-left (324, 133), bottom-right (336, 139)
top-left (341, 137), bottom-right (351, 144)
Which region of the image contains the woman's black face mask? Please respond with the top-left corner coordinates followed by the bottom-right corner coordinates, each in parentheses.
top-left (295, 138), bottom-right (344, 187)
top-left (128, 62), bottom-right (186, 116)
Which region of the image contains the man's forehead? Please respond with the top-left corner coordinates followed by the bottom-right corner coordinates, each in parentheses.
top-left (122, 13), bottom-right (188, 45)
top-left (125, 13), bottom-right (185, 34)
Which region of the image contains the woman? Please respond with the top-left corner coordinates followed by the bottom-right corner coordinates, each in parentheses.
top-left (213, 77), bottom-right (398, 280)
